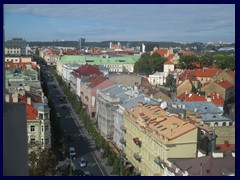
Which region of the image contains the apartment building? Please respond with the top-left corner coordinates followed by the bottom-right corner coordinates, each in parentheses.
top-left (114, 94), bottom-right (161, 150)
top-left (124, 103), bottom-right (198, 176)
top-left (80, 75), bottom-right (114, 119)
top-left (96, 84), bottom-right (139, 139)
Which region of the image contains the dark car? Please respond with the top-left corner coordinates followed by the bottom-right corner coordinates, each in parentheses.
top-left (67, 135), bottom-right (74, 141)
top-left (74, 169), bottom-right (83, 176)
top-left (83, 171), bottom-right (92, 176)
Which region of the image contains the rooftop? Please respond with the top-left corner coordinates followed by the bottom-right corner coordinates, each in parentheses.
top-left (167, 151), bottom-right (235, 176)
top-left (125, 103), bottom-right (197, 144)
top-left (167, 101), bottom-right (223, 114)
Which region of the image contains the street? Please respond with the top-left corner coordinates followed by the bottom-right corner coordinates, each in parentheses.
top-left (44, 68), bottom-right (112, 176)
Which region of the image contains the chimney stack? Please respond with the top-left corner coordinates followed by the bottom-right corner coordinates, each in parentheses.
top-left (27, 97), bottom-right (31, 105)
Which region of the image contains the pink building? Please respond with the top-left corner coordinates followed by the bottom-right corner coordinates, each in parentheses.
top-left (80, 75), bottom-right (114, 119)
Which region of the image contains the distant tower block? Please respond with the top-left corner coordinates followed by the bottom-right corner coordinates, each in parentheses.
top-left (142, 44), bottom-right (146, 53)
top-left (79, 38), bottom-right (85, 50)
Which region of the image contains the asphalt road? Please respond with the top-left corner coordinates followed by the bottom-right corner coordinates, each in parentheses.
top-left (45, 70), bottom-right (107, 176)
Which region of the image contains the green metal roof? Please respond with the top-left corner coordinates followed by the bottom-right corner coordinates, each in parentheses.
top-left (58, 55), bottom-right (140, 65)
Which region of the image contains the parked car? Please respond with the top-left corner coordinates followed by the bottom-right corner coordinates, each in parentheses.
top-left (74, 169), bottom-right (83, 176)
top-left (83, 171), bottom-right (92, 176)
top-left (79, 157), bottom-right (87, 167)
top-left (57, 113), bottom-right (61, 118)
top-left (69, 147), bottom-right (76, 158)
top-left (67, 135), bottom-right (74, 142)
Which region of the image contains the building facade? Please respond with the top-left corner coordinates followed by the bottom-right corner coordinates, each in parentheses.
top-left (123, 103), bottom-right (198, 176)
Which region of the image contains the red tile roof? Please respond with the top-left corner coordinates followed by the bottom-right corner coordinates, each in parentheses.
top-left (26, 104), bottom-right (38, 120)
top-left (194, 69), bottom-right (223, 77)
top-left (73, 64), bottom-right (102, 77)
top-left (181, 51), bottom-right (197, 55)
top-left (167, 54), bottom-right (174, 61)
top-left (164, 60), bottom-right (174, 65)
top-left (214, 79), bottom-right (234, 90)
top-left (85, 75), bottom-right (107, 88)
top-left (154, 49), bottom-right (168, 57)
top-left (216, 141), bottom-right (235, 152)
top-left (177, 92), bottom-right (225, 106)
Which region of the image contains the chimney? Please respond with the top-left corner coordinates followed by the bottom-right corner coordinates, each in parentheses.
top-left (5, 94), bottom-right (10, 103)
top-left (27, 97), bottom-right (31, 105)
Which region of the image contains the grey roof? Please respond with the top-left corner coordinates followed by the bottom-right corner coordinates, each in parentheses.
top-left (121, 94), bottom-right (160, 109)
top-left (98, 65), bottom-right (109, 71)
top-left (167, 108), bottom-right (186, 114)
top-left (168, 151), bottom-right (235, 176)
top-left (201, 114), bottom-right (232, 122)
top-left (167, 101), bottom-right (223, 114)
top-left (34, 103), bottom-right (50, 111)
top-left (102, 84), bottom-right (127, 97)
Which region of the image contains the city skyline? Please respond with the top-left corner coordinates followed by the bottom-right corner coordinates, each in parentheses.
top-left (4, 4), bottom-right (235, 43)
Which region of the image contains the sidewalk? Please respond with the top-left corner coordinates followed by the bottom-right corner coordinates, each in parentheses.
top-left (55, 80), bottom-right (114, 176)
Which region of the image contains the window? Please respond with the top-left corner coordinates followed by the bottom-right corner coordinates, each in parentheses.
top-left (45, 125), bottom-right (49, 131)
top-left (39, 113), bottom-right (43, 119)
top-left (30, 138), bottom-right (35, 144)
top-left (45, 138), bottom-right (49, 145)
top-left (41, 138), bottom-right (44, 145)
top-left (30, 126), bottom-right (35, 132)
top-left (45, 113), bottom-right (49, 120)
top-left (42, 126), bottom-right (44, 131)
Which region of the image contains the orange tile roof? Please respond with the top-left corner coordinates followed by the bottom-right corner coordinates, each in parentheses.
top-left (26, 104), bottom-right (38, 120)
top-left (194, 69), bottom-right (223, 77)
top-left (125, 103), bottom-right (197, 144)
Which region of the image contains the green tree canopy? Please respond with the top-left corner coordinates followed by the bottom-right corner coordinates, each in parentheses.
top-left (178, 55), bottom-right (199, 69)
top-left (134, 53), bottom-right (166, 76)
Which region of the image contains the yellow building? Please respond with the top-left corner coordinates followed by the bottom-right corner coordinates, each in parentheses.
top-left (123, 103), bottom-right (198, 176)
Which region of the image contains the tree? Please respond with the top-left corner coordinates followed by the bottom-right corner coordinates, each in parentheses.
top-left (165, 74), bottom-right (176, 91)
top-left (134, 53), bottom-right (166, 76)
top-left (178, 55), bottom-right (199, 69)
top-left (28, 149), bottom-right (58, 176)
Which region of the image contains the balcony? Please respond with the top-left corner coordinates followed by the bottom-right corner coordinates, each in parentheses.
top-left (154, 156), bottom-right (164, 167)
top-left (120, 137), bottom-right (126, 145)
top-left (133, 138), bottom-right (142, 147)
top-left (134, 153), bottom-right (141, 162)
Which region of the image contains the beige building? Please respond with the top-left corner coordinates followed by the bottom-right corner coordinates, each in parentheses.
top-left (201, 79), bottom-right (235, 101)
top-left (177, 79), bottom-right (193, 97)
top-left (124, 103), bottom-right (198, 176)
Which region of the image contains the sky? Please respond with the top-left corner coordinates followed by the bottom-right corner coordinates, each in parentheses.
top-left (4, 4), bottom-right (235, 43)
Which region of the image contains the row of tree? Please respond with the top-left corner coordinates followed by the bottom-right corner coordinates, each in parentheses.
top-left (178, 53), bottom-right (235, 70)
top-left (50, 67), bottom-right (135, 176)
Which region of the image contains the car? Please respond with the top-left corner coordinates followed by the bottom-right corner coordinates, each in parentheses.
top-left (74, 169), bottom-right (83, 176)
top-left (79, 157), bottom-right (87, 167)
top-left (67, 135), bottom-right (74, 141)
top-left (83, 171), bottom-right (92, 176)
top-left (53, 84), bottom-right (56, 88)
top-left (69, 147), bottom-right (76, 158)
top-left (59, 96), bottom-right (64, 101)
top-left (57, 113), bottom-right (61, 118)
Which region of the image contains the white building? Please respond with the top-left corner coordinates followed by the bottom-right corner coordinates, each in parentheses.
top-left (148, 60), bottom-right (175, 86)
top-left (62, 63), bottom-right (81, 82)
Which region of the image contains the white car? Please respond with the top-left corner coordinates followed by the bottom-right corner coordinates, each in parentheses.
top-left (69, 147), bottom-right (76, 158)
top-left (79, 157), bottom-right (87, 167)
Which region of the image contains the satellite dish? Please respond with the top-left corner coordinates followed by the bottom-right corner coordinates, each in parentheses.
top-left (160, 101), bottom-right (167, 109)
